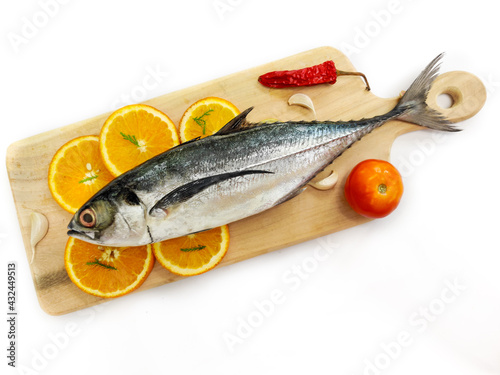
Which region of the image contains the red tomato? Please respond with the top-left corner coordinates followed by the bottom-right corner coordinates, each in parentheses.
top-left (344, 159), bottom-right (403, 218)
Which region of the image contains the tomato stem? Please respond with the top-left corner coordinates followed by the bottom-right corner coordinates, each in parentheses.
top-left (378, 184), bottom-right (387, 194)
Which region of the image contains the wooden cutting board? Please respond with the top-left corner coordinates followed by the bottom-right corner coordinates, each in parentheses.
top-left (6, 47), bottom-right (486, 315)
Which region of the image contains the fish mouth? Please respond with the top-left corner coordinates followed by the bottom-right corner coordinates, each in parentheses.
top-left (67, 229), bottom-right (98, 241)
top-left (67, 219), bottom-right (99, 241)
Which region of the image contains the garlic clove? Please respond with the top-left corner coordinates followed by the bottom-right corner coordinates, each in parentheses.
top-left (308, 170), bottom-right (339, 190)
top-left (30, 212), bottom-right (49, 264)
top-left (288, 93), bottom-right (316, 118)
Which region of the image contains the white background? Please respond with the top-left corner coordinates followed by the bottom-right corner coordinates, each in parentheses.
top-left (1, 0), bottom-right (500, 374)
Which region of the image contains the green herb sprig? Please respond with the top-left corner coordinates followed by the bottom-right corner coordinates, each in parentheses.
top-left (78, 175), bottom-right (98, 184)
top-left (180, 245), bottom-right (206, 252)
top-left (121, 132), bottom-right (140, 147)
top-left (86, 258), bottom-right (117, 270)
top-left (192, 109), bottom-right (214, 135)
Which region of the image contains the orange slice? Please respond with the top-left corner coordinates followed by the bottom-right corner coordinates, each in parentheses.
top-left (100, 104), bottom-right (180, 177)
top-left (48, 135), bottom-right (115, 214)
top-left (153, 225), bottom-right (230, 276)
top-left (179, 97), bottom-right (240, 142)
top-left (65, 237), bottom-right (154, 298)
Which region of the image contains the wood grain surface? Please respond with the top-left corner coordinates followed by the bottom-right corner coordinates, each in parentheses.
top-left (6, 47), bottom-right (486, 315)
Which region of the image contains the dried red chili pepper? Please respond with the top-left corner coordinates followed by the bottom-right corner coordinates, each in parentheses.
top-left (258, 60), bottom-right (370, 90)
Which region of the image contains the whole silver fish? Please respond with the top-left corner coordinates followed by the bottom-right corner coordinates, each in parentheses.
top-left (68, 54), bottom-right (457, 247)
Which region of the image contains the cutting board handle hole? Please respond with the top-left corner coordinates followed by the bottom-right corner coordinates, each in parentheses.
top-left (427, 72), bottom-right (486, 123)
top-left (436, 86), bottom-right (462, 110)
top-left (436, 93), bottom-right (454, 109)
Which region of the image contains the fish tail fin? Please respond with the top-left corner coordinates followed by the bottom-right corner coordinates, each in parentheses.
top-left (394, 53), bottom-right (460, 132)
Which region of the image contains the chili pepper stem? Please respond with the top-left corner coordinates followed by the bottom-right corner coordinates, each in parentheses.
top-left (336, 70), bottom-right (371, 91)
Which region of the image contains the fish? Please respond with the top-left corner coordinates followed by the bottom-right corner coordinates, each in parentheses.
top-left (68, 54), bottom-right (457, 247)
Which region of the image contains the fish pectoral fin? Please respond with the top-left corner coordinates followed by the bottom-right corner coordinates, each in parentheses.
top-left (149, 169), bottom-right (273, 217)
top-left (215, 107), bottom-right (254, 135)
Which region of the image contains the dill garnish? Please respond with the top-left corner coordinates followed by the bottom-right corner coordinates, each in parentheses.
top-left (120, 132), bottom-right (140, 147)
top-left (180, 245), bottom-right (206, 252)
top-left (192, 109), bottom-right (214, 135)
top-left (78, 175), bottom-right (98, 184)
top-left (86, 258), bottom-right (117, 270)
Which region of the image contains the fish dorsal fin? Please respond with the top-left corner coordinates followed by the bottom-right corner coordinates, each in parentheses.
top-left (215, 107), bottom-right (254, 135)
top-left (149, 169), bottom-right (273, 217)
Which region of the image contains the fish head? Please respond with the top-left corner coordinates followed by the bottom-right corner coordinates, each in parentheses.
top-left (67, 187), bottom-right (149, 247)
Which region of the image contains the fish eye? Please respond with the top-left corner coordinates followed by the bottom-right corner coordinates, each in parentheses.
top-left (79, 208), bottom-right (96, 228)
